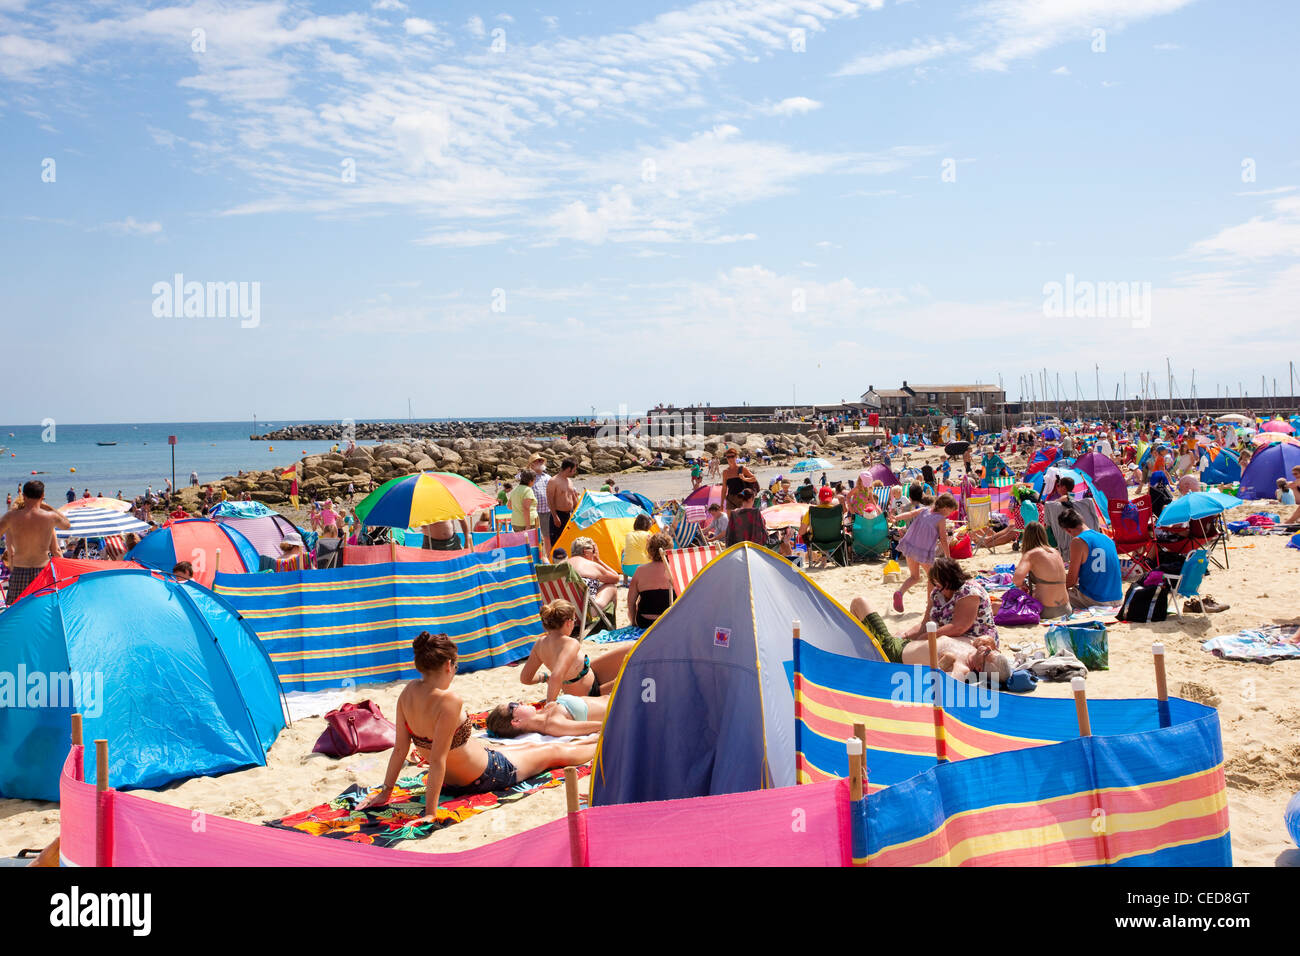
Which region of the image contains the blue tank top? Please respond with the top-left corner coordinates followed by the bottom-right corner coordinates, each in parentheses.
top-left (1076, 529), bottom-right (1122, 602)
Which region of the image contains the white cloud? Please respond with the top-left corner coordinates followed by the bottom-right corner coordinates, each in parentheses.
top-left (1051, 65), bottom-right (1069, 75)
top-left (403, 17), bottom-right (435, 36)
top-left (372, 0), bottom-right (408, 10)
top-left (413, 229), bottom-right (511, 246)
top-left (763, 96), bottom-right (822, 116)
top-left (104, 217), bottom-right (162, 236)
top-left (1189, 196), bottom-right (1300, 261)
top-left (837, 37), bottom-right (967, 76)
top-left (0, 33), bottom-right (73, 80)
top-left (465, 15), bottom-right (486, 38)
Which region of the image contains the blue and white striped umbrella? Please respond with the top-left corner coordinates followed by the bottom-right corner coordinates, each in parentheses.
top-left (56, 506), bottom-right (150, 539)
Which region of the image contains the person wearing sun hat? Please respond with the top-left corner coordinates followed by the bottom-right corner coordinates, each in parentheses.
top-left (277, 532), bottom-right (310, 571)
top-left (529, 453), bottom-right (552, 560)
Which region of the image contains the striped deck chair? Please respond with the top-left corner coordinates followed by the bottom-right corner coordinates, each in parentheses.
top-left (668, 510), bottom-right (705, 549)
top-left (966, 496), bottom-right (992, 535)
top-left (535, 561), bottom-right (615, 639)
top-left (102, 535), bottom-right (126, 561)
top-left (872, 486), bottom-right (893, 512)
top-left (664, 545), bottom-right (722, 599)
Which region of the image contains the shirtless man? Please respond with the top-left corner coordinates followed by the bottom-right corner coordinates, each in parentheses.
top-left (546, 458), bottom-right (580, 543)
top-left (0, 481), bottom-right (71, 603)
top-left (420, 514), bottom-right (473, 551)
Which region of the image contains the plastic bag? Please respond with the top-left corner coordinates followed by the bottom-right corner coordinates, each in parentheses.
top-left (1045, 621), bottom-right (1109, 671)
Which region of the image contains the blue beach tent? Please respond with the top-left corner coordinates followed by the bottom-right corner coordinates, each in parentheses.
top-left (0, 569), bottom-right (286, 800)
top-left (591, 543), bottom-right (885, 807)
top-left (1200, 449), bottom-right (1241, 485)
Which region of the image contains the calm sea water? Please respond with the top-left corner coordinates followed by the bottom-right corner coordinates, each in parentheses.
top-left (0, 418), bottom-right (568, 499)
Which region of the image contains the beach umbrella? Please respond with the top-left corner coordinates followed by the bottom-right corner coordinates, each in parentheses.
top-left (1156, 491), bottom-right (1243, 527)
top-left (1214, 413), bottom-right (1252, 425)
top-left (943, 441), bottom-right (970, 457)
top-left (56, 506), bottom-right (150, 540)
top-left (1250, 432), bottom-right (1300, 448)
top-left (791, 457), bottom-right (832, 472)
top-left (1260, 420), bottom-right (1295, 434)
top-left (60, 496), bottom-right (132, 513)
top-left (761, 502), bottom-right (809, 530)
top-left (354, 472), bottom-right (496, 528)
top-left (682, 483), bottom-right (724, 514)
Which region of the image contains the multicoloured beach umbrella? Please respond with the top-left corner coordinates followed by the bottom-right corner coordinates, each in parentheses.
top-left (354, 472), bottom-right (496, 528)
top-left (761, 502), bottom-right (809, 529)
top-left (59, 496), bottom-right (132, 513)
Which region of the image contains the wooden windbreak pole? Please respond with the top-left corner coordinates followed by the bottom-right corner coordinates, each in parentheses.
top-left (71, 714), bottom-right (83, 782)
top-left (1072, 677), bottom-right (1092, 736)
top-left (926, 622), bottom-right (948, 763)
top-left (1152, 643), bottom-right (1170, 727)
top-left (565, 769), bottom-right (586, 867)
top-left (95, 739), bottom-right (110, 867)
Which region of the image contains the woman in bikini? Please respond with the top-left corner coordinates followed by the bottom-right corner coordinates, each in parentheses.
top-left (519, 600), bottom-right (632, 703)
top-left (484, 696), bottom-right (609, 738)
top-left (1011, 521), bottom-right (1070, 619)
top-left (361, 632), bottom-right (596, 817)
top-left (626, 532), bottom-right (673, 629)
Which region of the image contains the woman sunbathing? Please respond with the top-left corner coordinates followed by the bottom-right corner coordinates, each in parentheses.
top-left (361, 632), bottom-right (596, 818)
top-left (1011, 521), bottom-right (1069, 619)
top-left (519, 599), bottom-right (632, 703)
top-left (484, 696), bottom-right (609, 738)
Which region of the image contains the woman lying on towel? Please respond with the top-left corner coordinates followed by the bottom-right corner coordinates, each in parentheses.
top-left (484, 696), bottom-right (608, 738)
top-left (361, 633), bottom-right (596, 816)
top-left (519, 599), bottom-right (633, 703)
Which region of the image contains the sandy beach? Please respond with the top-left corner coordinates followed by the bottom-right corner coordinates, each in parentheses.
top-left (2, 455), bottom-right (1297, 866)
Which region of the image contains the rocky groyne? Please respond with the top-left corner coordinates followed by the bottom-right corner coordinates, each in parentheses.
top-left (180, 427), bottom-right (850, 507)
top-left (253, 421), bottom-right (570, 442)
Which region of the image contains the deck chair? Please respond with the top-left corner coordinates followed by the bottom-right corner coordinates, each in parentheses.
top-left (668, 510), bottom-right (705, 549)
top-left (794, 484), bottom-right (816, 504)
top-left (966, 496), bottom-right (992, 536)
top-left (664, 545), bottom-right (723, 599)
top-left (851, 512), bottom-right (890, 560)
top-left (314, 536), bottom-right (344, 570)
top-left (1164, 548), bottom-right (1209, 617)
top-left (1109, 494), bottom-right (1158, 580)
top-left (872, 486), bottom-right (893, 512)
top-left (535, 561), bottom-right (615, 638)
top-left (807, 504), bottom-right (849, 566)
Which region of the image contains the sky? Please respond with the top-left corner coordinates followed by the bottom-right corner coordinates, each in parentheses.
top-left (2, 0), bottom-right (1298, 424)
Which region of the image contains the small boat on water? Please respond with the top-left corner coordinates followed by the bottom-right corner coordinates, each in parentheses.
top-left (96, 441), bottom-right (117, 446)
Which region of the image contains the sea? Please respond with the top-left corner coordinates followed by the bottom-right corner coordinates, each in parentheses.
top-left (0, 418), bottom-right (570, 500)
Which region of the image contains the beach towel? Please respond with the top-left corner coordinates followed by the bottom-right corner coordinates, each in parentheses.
top-left (586, 624), bottom-right (643, 644)
top-left (265, 764), bottom-right (592, 847)
top-left (1203, 626), bottom-right (1300, 664)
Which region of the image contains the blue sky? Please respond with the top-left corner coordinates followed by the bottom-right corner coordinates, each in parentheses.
top-left (2, 0), bottom-right (1298, 423)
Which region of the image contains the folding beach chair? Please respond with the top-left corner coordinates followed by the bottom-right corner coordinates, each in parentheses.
top-left (872, 486), bottom-right (893, 512)
top-left (966, 496), bottom-right (992, 536)
top-left (1158, 515), bottom-right (1230, 571)
top-left (535, 561), bottom-right (615, 638)
top-left (668, 510), bottom-right (705, 549)
top-left (1164, 548), bottom-right (1209, 617)
top-left (314, 536), bottom-right (344, 570)
top-left (850, 512), bottom-right (891, 561)
top-left (807, 504), bottom-right (849, 567)
top-left (1108, 494), bottom-right (1158, 580)
top-left (102, 535), bottom-right (126, 561)
top-left (664, 545), bottom-right (723, 599)
top-left (794, 484), bottom-right (816, 504)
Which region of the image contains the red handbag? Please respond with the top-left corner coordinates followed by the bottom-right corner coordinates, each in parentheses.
top-left (312, 700), bottom-right (396, 758)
